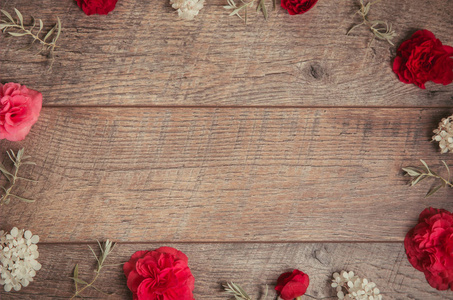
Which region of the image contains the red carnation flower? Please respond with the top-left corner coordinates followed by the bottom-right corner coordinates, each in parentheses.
top-left (0, 83), bottom-right (42, 141)
top-left (75, 0), bottom-right (118, 16)
top-left (405, 207), bottom-right (453, 290)
top-left (275, 269), bottom-right (309, 300)
top-left (123, 247), bottom-right (195, 300)
top-left (393, 30), bottom-right (453, 89)
top-left (281, 0), bottom-right (318, 15)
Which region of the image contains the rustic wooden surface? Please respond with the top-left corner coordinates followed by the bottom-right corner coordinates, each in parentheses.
top-left (1, 0), bottom-right (452, 106)
top-left (1, 0), bottom-right (453, 298)
top-left (2, 243), bottom-right (453, 300)
top-left (1, 108), bottom-right (453, 242)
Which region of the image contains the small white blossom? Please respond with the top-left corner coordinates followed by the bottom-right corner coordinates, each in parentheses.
top-left (0, 227), bottom-right (40, 292)
top-left (331, 270), bottom-right (382, 300)
top-left (433, 115), bottom-right (453, 154)
top-left (170, 0), bottom-right (205, 20)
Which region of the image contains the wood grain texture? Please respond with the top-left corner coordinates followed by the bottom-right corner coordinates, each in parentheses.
top-left (1, 0), bottom-right (452, 106)
top-left (1, 242), bottom-right (451, 300)
top-left (1, 107), bottom-right (452, 242)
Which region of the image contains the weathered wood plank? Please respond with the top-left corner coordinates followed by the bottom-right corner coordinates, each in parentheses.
top-left (1, 242), bottom-right (451, 299)
top-left (0, 107), bottom-right (452, 242)
top-left (1, 0), bottom-right (452, 106)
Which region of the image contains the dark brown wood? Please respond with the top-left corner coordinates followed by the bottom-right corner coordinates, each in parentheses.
top-left (0, 0), bottom-right (452, 106)
top-left (1, 107), bottom-right (452, 242)
top-left (1, 0), bottom-right (453, 298)
top-left (1, 242), bottom-right (451, 300)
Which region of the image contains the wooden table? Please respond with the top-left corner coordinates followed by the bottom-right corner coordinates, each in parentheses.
top-left (1, 0), bottom-right (452, 299)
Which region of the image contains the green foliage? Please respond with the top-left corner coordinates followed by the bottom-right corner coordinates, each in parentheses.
top-left (403, 160), bottom-right (453, 197)
top-left (0, 148), bottom-right (37, 205)
top-left (70, 240), bottom-right (116, 299)
top-left (1, 8), bottom-right (62, 70)
top-left (347, 0), bottom-right (396, 46)
top-left (224, 0), bottom-right (274, 24)
top-left (223, 282), bottom-right (268, 300)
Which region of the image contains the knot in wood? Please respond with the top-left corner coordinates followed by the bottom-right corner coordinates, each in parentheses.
top-left (308, 63), bottom-right (325, 80)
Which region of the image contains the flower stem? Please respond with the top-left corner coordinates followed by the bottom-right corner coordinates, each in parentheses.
top-left (0, 153), bottom-right (19, 205)
top-left (424, 173), bottom-right (453, 188)
top-left (9, 24), bottom-right (55, 48)
top-left (70, 270), bottom-right (101, 299)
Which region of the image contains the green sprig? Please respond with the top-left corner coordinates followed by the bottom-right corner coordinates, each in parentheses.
top-left (70, 240), bottom-right (116, 299)
top-left (403, 160), bottom-right (453, 197)
top-left (223, 282), bottom-right (268, 300)
top-left (224, 0), bottom-right (274, 24)
top-left (347, 0), bottom-right (396, 46)
top-left (0, 148), bottom-right (37, 205)
top-left (0, 8), bottom-right (62, 70)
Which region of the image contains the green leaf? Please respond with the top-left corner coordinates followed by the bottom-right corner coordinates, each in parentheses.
top-left (37, 19), bottom-right (43, 36)
top-left (411, 175), bottom-right (426, 186)
top-left (14, 8), bottom-right (23, 26)
top-left (1, 9), bottom-right (15, 23)
top-left (10, 194), bottom-right (35, 203)
top-left (363, 2), bottom-right (371, 15)
top-left (237, 285), bottom-right (249, 298)
top-left (43, 24), bottom-right (56, 42)
top-left (7, 149), bottom-right (16, 161)
top-left (8, 31), bottom-right (27, 37)
top-left (263, 284), bottom-right (268, 300)
top-left (419, 159), bottom-right (430, 173)
top-left (30, 16), bottom-right (35, 30)
top-left (442, 160), bottom-right (451, 182)
top-left (223, 282), bottom-right (252, 300)
top-left (0, 162), bottom-right (13, 180)
top-left (73, 264), bottom-right (79, 291)
top-left (16, 148), bottom-right (24, 159)
top-left (73, 264), bottom-right (79, 278)
top-left (53, 17), bottom-right (61, 43)
top-left (402, 167), bottom-right (421, 177)
top-left (425, 185), bottom-right (442, 198)
top-left (257, 0), bottom-right (268, 20)
top-left (88, 245), bottom-right (101, 266)
top-left (229, 8), bottom-right (241, 16)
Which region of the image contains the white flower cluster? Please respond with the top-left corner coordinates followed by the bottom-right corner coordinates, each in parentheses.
top-left (0, 227), bottom-right (41, 292)
top-left (331, 271), bottom-right (382, 300)
top-left (433, 115), bottom-right (453, 154)
top-left (170, 0), bottom-right (205, 20)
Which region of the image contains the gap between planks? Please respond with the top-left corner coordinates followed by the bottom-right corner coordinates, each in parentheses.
top-left (41, 105), bottom-right (453, 109)
top-left (37, 241), bottom-right (405, 245)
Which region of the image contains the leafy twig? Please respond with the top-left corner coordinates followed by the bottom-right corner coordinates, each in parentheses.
top-left (224, 282), bottom-right (253, 300)
top-left (403, 160), bottom-right (453, 197)
top-left (0, 148), bottom-right (37, 205)
top-left (347, 0), bottom-right (396, 46)
top-left (257, 0), bottom-right (268, 20)
top-left (224, 0), bottom-right (254, 23)
top-left (70, 240), bottom-right (115, 299)
top-left (224, 0), bottom-right (272, 24)
top-left (0, 8), bottom-right (62, 70)
top-left (223, 282), bottom-right (268, 300)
